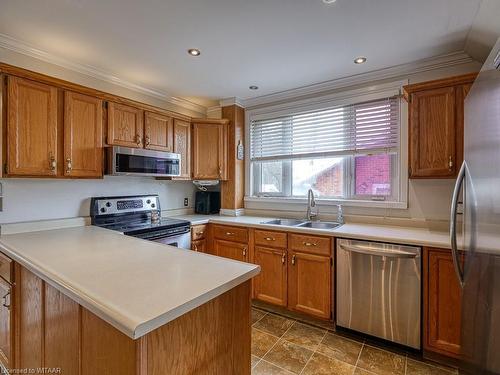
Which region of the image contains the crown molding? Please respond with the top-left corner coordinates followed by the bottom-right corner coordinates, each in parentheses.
top-left (0, 33), bottom-right (207, 115)
top-left (242, 51), bottom-right (476, 109)
top-left (219, 97), bottom-right (246, 108)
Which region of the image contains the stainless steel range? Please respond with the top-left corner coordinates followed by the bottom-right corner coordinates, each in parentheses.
top-left (90, 195), bottom-right (191, 249)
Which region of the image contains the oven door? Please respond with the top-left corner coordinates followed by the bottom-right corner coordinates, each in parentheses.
top-left (108, 146), bottom-right (181, 177)
top-left (149, 232), bottom-right (191, 249)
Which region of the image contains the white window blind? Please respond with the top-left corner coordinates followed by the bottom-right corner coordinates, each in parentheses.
top-left (250, 96), bottom-right (400, 161)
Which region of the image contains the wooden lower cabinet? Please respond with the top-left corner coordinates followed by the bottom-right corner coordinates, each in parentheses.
top-left (214, 239), bottom-right (248, 262)
top-left (423, 247), bottom-right (462, 358)
top-left (191, 239), bottom-right (206, 253)
top-left (288, 250), bottom-right (332, 319)
top-left (0, 278), bottom-right (12, 370)
top-left (253, 246), bottom-right (287, 307)
top-left (6, 260), bottom-right (252, 374)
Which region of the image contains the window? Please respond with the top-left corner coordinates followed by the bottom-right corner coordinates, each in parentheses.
top-left (250, 96), bottom-right (401, 202)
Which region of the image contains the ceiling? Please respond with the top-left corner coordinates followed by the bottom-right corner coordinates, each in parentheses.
top-left (0, 0), bottom-right (493, 107)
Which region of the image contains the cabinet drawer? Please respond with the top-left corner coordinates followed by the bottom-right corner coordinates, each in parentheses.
top-left (255, 230), bottom-right (287, 249)
top-left (0, 253), bottom-right (13, 283)
top-left (213, 225), bottom-right (248, 243)
top-left (191, 224), bottom-right (207, 241)
top-left (289, 234), bottom-right (331, 256)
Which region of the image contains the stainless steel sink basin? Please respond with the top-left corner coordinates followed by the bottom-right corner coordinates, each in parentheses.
top-left (296, 221), bottom-right (342, 230)
top-left (262, 219), bottom-right (342, 230)
top-left (262, 219), bottom-right (307, 226)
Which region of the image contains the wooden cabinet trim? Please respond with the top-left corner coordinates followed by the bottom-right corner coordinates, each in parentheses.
top-left (403, 73), bottom-right (478, 100)
top-left (253, 246), bottom-right (287, 306)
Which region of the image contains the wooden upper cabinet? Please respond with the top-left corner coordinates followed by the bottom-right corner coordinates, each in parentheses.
top-left (7, 76), bottom-right (58, 176)
top-left (192, 119), bottom-right (228, 180)
top-left (423, 247), bottom-right (462, 358)
top-left (173, 119), bottom-right (191, 179)
top-left (288, 250), bottom-right (331, 319)
top-left (254, 246), bottom-right (287, 307)
top-left (63, 92), bottom-right (103, 177)
top-left (107, 102), bottom-right (144, 148)
top-left (144, 111), bottom-right (173, 152)
top-left (404, 73), bottom-right (477, 178)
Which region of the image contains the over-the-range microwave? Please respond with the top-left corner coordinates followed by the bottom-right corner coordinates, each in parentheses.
top-left (107, 146), bottom-right (181, 177)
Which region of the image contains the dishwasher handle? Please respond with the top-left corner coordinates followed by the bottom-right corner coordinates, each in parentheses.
top-left (339, 243), bottom-right (419, 259)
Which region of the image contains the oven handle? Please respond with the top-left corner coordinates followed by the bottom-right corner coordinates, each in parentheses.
top-left (339, 243), bottom-right (418, 259)
top-left (134, 228), bottom-right (190, 241)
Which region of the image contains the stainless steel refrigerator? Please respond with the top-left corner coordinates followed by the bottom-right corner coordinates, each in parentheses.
top-left (450, 37), bottom-right (500, 375)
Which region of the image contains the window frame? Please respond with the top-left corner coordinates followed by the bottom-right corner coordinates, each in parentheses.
top-left (244, 80), bottom-right (409, 209)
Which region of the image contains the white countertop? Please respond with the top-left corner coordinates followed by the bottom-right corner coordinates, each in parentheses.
top-left (0, 226), bottom-right (260, 339)
top-left (176, 214), bottom-right (451, 249)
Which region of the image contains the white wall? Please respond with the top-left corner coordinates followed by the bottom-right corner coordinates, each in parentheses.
top-left (0, 177), bottom-right (196, 224)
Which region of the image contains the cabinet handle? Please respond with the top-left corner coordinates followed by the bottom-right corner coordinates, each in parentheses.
top-left (66, 158), bottom-right (72, 174)
top-left (2, 289), bottom-right (10, 310)
top-left (194, 244), bottom-right (198, 251)
top-left (291, 254), bottom-right (296, 265)
top-left (264, 237), bottom-right (275, 241)
top-left (281, 253), bottom-right (286, 264)
top-left (243, 248), bottom-right (247, 257)
top-left (197, 231), bottom-right (204, 236)
top-left (145, 136), bottom-right (151, 147)
top-left (448, 156), bottom-right (453, 170)
top-left (303, 242), bottom-right (317, 247)
top-left (218, 165), bottom-right (222, 178)
top-left (49, 156), bottom-right (56, 173)
top-left (135, 134), bottom-right (142, 145)
top-left (225, 232), bottom-right (234, 236)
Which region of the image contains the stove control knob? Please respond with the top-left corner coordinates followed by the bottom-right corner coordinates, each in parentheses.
top-left (100, 207), bottom-right (107, 213)
top-left (105, 202), bottom-right (112, 207)
top-left (151, 203), bottom-right (156, 208)
top-left (146, 199), bottom-right (151, 204)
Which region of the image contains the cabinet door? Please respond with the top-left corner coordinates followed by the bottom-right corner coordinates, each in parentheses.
top-left (214, 239), bottom-right (247, 262)
top-left (107, 102), bottom-right (144, 148)
top-left (254, 246), bottom-right (287, 306)
top-left (409, 87), bottom-right (457, 178)
top-left (0, 278), bottom-right (12, 369)
top-left (7, 76), bottom-right (58, 176)
top-left (424, 248), bottom-right (462, 358)
top-left (191, 239), bottom-right (206, 253)
top-left (173, 119), bottom-right (191, 179)
top-left (288, 251), bottom-right (331, 319)
top-left (64, 92), bottom-right (103, 177)
top-left (192, 123), bottom-right (226, 180)
top-left (144, 111), bottom-right (173, 152)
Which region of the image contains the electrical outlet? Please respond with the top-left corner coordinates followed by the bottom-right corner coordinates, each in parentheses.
top-left (184, 198), bottom-right (189, 207)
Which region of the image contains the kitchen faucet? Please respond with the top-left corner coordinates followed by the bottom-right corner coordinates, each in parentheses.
top-left (306, 189), bottom-right (318, 221)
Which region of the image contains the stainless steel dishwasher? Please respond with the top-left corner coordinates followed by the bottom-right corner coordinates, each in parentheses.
top-left (336, 239), bottom-right (421, 349)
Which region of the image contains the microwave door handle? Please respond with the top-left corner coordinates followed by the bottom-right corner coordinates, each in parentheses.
top-left (450, 160), bottom-right (466, 288)
top-left (339, 243), bottom-right (418, 259)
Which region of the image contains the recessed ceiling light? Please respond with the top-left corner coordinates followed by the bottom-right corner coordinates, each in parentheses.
top-left (354, 56), bottom-right (367, 64)
top-left (187, 48), bottom-right (201, 56)
top-left (249, 85), bottom-right (259, 90)
top-left (322, 0), bottom-right (337, 4)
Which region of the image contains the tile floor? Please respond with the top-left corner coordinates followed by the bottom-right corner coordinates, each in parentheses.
top-left (251, 307), bottom-right (458, 375)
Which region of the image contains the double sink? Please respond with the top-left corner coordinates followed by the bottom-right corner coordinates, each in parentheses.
top-left (262, 219), bottom-right (342, 230)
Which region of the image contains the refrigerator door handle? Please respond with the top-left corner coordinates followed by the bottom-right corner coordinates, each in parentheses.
top-left (450, 160), bottom-right (466, 288)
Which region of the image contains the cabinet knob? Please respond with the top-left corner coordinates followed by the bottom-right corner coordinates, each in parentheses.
top-left (49, 156), bottom-right (56, 172)
top-left (66, 158), bottom-right (72, 174)
top-left (291, 254), bottom-right (296, 265)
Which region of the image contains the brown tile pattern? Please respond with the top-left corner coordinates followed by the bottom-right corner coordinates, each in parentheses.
top-left (250, 307), bottom-right (459, 375)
